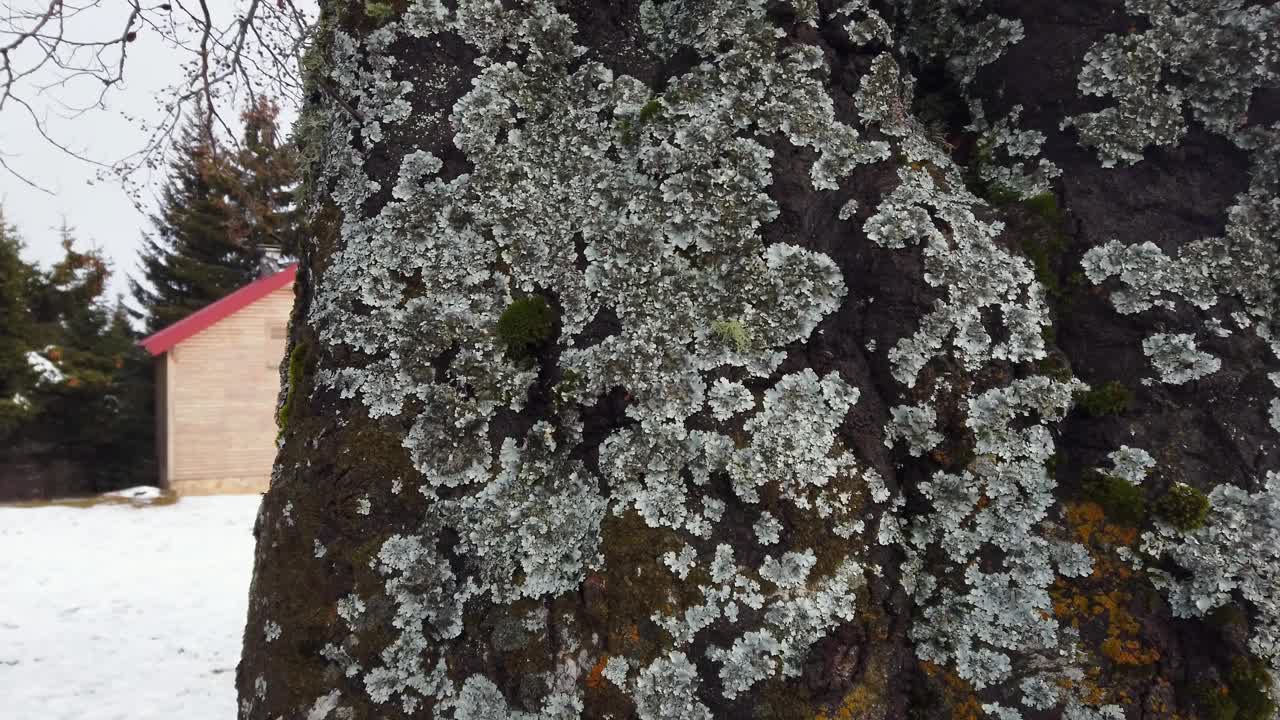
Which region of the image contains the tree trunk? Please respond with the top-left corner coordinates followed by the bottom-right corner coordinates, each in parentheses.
top-left (237, 1), bottom-right (1280, 718)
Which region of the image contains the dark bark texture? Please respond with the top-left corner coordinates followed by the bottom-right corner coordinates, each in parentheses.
top-left (238, 1), bottom-right (1280, 719)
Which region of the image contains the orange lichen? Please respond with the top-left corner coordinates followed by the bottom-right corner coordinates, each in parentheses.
top-left (1053, 501), bottom-right (1159, 680)
top-left (920, 661), bottom-right (983, 720)
top-left (586, 656), bottom-right (609, 689)
top-left (1066, 501), bottom-right (1138, 550)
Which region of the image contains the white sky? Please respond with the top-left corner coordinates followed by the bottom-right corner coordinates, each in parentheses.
top-left (0, 0), bottom-right (311, 304)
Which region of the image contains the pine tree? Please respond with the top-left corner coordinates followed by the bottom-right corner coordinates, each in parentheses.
top-left (129, 114), bottom-right (259, 335)
top-left (27, 228), bottom-right (154, 490)
top-left (226, 97), bottom-right (303, 258)
top-left (0, 208), bottom-right (39, 439)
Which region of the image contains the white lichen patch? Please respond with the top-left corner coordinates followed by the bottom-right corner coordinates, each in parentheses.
top-left (1142, 333), bottom-right (1221, 385)
top-left (451, 675), bottom-right (582, 720)
top-left (708, 558), bottom-right (864, 698)
top-left (752, 511), bottom-right (782, 546)
top-left (706, 378), bottom-right (755, 422)
top-left (632, 652), bottom-right (712, 720)
top-left (884, 402), bottom-right (943, 457)
top-left (305, 690), bottom-right (343, 720)
top-left (881, 374), bottom-right (1094, 699)
top-left (861, 157), bottom-right (1049, 386)
top-left (891, 0), bottom-right (1025, 89)
top-left (968, 104), bottom-right (1061, 200)
top-left (362, 533), bottom-right (461, 711)
top-left (663, 545), bottom-right (699, 580)
top-left (727, 370), bottom-right (861, 504)
top-left (1143, 471), bottom-right (1280, 670)
top-left (602, 656), bottom-right (630, 689)
top-left (1105, 446), bottom-right (1156, 485)
top-left (1081, 240), bottom-right (1217, 315)
top-left (1064, 0), bottom-right (1280, 165)
top-left (1271, 373), bottom-right (1280, 434)
top-left (337, 594), bottom-right (366, 624)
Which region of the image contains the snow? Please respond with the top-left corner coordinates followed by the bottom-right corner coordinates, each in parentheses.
top-left (0, 494), bottom-right (262, 720)
top-left (101, 486), bottom-right (166, 501)
top-left (26, 350), bottom-right (64, 384)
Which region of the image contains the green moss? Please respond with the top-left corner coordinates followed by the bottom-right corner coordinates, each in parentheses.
top-left (364, 1), bottom-right (395, 23)
top-left (1035, 354), bottom-right (1075, 383)
top-left (1020, 231), bottom-right (1067, 300)
top-left (1045, 452), bottom-right (1064, 479)
top-left (984, 183), bottom-right (1023, 206)
top-left (588, 511), bottom-right (700, 678)
top-left (638, 98), bottom-right (663, 124)
top-left (1082, 469), bottom-right (1146, 527)
top-left (1075, 380), bottom-right (1134, 417)
top-left (616, 117), bottom-right (638, 147)
top-left (1154, 482), bottom-right (1210, 532)
top-left (711, 319), bottom-right (751, 352)
top-left (1198, 657), bottom-right (1277, 720)
top-left (1023, 191), bottom-right (1062, 223)
top-left (1040, 322), bottom-right (1058, 347)
top-left (496, 295), bottom-right (556, 359)
top-left (552, 368), bottom-right (581, 412)
top-left (276, 341), bottom-right (310, 439)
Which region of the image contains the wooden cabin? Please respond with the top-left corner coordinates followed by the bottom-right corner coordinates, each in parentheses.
top-left (140, 265), bottom-right (296, 495)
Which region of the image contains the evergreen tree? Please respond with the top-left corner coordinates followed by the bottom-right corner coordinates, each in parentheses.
top-left (0, 208), bottom-right (38, 439)
top-left (129, 114), bottom-right (258, 335)
top-left (27, 229), bottom-right (154, 490)
top-left (226, 97), bottom-right (303, 258)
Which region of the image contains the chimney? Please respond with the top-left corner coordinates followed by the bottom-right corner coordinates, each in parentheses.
top-left (257, 245), bottom-right (285, 277)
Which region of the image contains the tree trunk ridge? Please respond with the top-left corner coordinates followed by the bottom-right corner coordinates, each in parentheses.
top-left (237, 1), bottom-right (1280, 719)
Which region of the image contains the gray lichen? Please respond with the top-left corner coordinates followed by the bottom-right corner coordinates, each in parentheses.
top-left (1142, 471), bottom-right (1280, 670)
top-left (1142, 333), bottom-right (1221, 385)
top-left (1064, 0), bottom-right (1280, 166)
top-left (269, 0), bottom-right (1268, 717)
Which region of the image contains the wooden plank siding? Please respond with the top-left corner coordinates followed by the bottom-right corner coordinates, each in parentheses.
top-left (163, 286), bottom-right (293, 495)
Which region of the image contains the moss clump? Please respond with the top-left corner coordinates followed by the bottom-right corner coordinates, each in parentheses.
top-left (711, 319), bottom-right (750, 352)
top-left (1082, 469), bottom-right (1146, 527)
top-left (276, 341), bottom-right (310, 439)
top-left (496, 296), bottom-right (556, 359)
top-left (1076, 380), bottom-right (1134, 417)
top-left (1036, 354), bottom-right (1075, 383)
top-left (364, 1), bottom-right (395, 23)
top-left (1023, 191), bottom-right (1062, 223)
top-left (638, 98), bottom-right (663, 123)
top-left (1198, 657), bottom-right (1277, 720)
top-left (1020, 231), bottom-right (1068, 299)
top-left (1154, 482), bottom-right (1210, 532)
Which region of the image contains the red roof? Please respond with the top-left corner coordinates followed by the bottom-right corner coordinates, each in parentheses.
top-left (140, 264), bottom-right (297, 356)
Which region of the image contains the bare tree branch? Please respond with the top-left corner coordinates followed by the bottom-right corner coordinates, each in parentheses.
top-left (0, 0), bottom-right (316, 193)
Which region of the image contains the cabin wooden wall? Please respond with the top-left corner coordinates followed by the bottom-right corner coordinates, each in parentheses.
top-left (163, 285), bottom-right (292, 495)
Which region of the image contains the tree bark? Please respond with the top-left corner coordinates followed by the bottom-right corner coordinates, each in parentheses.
top-left (238, 1), bottom-right (1280, 719)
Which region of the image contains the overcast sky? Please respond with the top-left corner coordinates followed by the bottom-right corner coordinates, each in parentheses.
top-left (1, 0), bottom-right (310, 306)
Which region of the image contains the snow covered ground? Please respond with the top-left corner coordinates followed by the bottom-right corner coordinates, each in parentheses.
top-left (0, 493), bottom-right (262, 720)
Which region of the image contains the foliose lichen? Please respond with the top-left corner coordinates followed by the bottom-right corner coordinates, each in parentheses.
top-left (1064, 0), bottom-right (1280, 166)
top-left (1142, 471), bottom-right (1280, 671)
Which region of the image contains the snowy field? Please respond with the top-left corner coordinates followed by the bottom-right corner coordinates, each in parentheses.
top-left (0, 492), bottom-right (262, 720)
